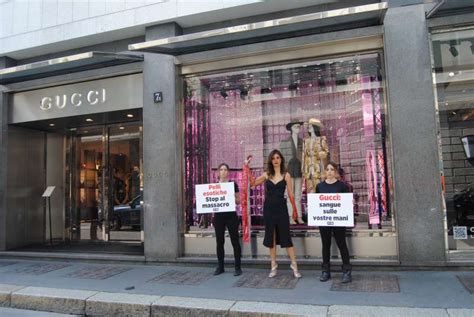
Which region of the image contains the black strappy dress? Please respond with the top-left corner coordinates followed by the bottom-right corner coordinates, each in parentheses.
top-left (263, 178), bottom-right (293, 248)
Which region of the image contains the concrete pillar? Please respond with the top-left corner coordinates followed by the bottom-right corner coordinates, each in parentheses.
top-left (0, 91), bottom-right (7, 251)
top-left (143, 23), bottom-right (183, 261)
top-left (384, 5), bottom-right (446, 265)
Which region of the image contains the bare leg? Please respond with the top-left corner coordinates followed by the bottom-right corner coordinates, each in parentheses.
top-left (270, 231), bottom-right (277, 265)
top-left (268, 231), bottom-right (278, 277)
top-left (286, 246), bottom-right (302, 278)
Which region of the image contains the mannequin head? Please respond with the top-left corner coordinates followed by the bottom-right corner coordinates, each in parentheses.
top-left (217, 163), bottom-right (230, 182)
top-left (306, 118), bottom-right (323, 137)
top-left (286, 119), bottom-right (303, 133)
top-left (291, 123), bottom-right (301, 135)
top-left (266, 149), bottom-right (286, 177)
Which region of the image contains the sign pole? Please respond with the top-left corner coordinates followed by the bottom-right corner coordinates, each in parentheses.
top-left (48, 196), bottom-right (53, 245)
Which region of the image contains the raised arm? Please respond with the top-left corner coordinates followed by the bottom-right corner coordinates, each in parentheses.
top-left (250, 172), bottom-right (267, 187)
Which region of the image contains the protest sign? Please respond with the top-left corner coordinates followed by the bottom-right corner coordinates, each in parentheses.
top-left (307, 193), bottom-right (354, 227)
top-left (196, 182), bottom-right (236, 214)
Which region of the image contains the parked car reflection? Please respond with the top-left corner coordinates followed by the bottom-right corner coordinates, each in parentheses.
top-left (111, 194), bottom-right (143, 231)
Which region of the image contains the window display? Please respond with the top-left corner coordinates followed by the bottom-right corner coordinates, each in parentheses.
top-left (183, 53), bottom-right (392, 234)
top-left (432, 27), bottom-right (474, 256)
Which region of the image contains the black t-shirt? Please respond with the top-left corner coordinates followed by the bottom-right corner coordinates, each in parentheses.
top-left (316, 180), bottom-right (349, 194)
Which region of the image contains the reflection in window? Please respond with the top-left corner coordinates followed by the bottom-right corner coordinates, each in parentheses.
top-left (184, 53), bottom-right (392, 232)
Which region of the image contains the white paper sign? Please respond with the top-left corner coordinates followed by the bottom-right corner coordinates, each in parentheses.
top-left (196, 182), bottom-right (236, 214)
top-left (42, 186), bottom-right (56, 198)
top-left (307, 193), bottom-right (354, 227)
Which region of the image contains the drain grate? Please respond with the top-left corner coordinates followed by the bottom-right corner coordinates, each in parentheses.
top-left (13, 263), bottom-right (70, 275)
top-left (330, 274), bottom-right (400, 293)
top-left (65, 266), bottom-right (132, 280)
top-left (233, 272), bottom-right (300, 289)
top-left (457, 275), bottom-right (474, 294)
top-left (148, 270), bottom-right (212, 285)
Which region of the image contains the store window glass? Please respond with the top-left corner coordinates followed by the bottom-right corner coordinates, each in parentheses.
top-left (183, 53), bottom-right (393, 236)
top-left (432, 28), bottom-right (474, 258)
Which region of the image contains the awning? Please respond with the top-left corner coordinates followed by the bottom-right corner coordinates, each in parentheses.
top-left (0, 52), bottom-right (143, 85)
top-left (128, 3), bottom-right (387, 56)
top-left (427, 0), bottom-right (474, 18)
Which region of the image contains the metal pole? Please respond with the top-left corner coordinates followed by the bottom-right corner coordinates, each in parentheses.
top-left (49, 196), bottom-right (52, 245)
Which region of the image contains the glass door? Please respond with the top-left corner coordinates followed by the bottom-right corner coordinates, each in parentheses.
top-left (108, 124), bottom-right (143, 242)
top-left (67, 123), bottom-right (143, 243)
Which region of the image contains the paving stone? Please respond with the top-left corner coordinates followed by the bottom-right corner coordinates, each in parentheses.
top-left (233, 272), bottom-right (300, 289)
top-left (11, 286), bottom-right (97, 315)
top-left (151, 296), bottom-right (234, 317)
top-left (0, 284), bottom-right (24, 307)
top-left (330, 274), bottom-right (399, 293)
top-left (148, 270), bottom-right (212, 285)
top-left (86, 292), bottom-right (161, 317)
top-left (12, 263), bottom-right (70, 275)
top-left (65, 266), bottom-right (132, 280)
top-left (328, 305), bottom-right (448, 317)
top-left (456, 275), bottom-right (474, 294)
top-left (230, 301), bottom-right (327, 316)
top-left (447, 309), bottom-right (474, 317)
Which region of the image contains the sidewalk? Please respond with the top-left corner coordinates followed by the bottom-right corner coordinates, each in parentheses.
top-left (0, 257), bottom-right (473, 316)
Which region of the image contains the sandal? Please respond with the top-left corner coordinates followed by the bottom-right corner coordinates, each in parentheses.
top-left (268, 262), bottom-right (278, 278)
top-left (290, 262), bottom-right (302, 279)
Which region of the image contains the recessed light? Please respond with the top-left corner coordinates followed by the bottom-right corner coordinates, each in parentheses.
top-left (448, 72), bottom-right (455, 77)
top-left (49, 123), bottom-right (55, 127)
top-left (85, 118), bottom-right (93, 122)
top-left (127, 114), bottom-right (134, 118)
top-left (119, 126), bottom-right (125, 130)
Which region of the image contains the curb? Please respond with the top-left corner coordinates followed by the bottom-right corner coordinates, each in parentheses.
top-left (1, 283), bottom-right (473, 316)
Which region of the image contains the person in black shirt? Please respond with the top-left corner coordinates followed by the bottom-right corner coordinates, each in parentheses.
top-left (213, 163), bottom-right (242, 276)
top-left (316, 161), bottom-right (352, 283)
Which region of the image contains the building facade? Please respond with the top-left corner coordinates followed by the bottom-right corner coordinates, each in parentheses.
top-left (1, 0), bottom-right (473, 266)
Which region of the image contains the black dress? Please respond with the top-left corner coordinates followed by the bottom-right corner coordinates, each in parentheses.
top-left (263, 178), bottom-right (293, 248)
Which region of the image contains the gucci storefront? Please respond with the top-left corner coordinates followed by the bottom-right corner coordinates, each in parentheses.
top-left (2, 2), bottom-right (470, 266)
top-left (1, 72), bottom-right (145, 255)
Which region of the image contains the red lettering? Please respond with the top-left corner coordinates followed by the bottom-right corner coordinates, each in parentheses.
top-left (319, 194), bottom-right (341, 201)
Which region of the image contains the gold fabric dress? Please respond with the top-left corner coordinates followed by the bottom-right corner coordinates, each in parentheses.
top-left (302, 136), bottom-right (329, 192)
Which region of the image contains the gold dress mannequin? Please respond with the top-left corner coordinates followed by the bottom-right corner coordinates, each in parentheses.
top-left (302, 118), bottom-right (329, 193)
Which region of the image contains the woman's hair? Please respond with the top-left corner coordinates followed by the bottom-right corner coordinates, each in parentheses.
top-left (307, 125), bottom-right (321, 137)
top-left (266, 149), bottom-right (286, 177)
top-left (217, 163), bottom-right (230, 171)
top-left (325, 161), bottom-right (341, 179)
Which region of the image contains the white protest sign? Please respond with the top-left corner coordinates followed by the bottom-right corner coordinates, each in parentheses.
top-left (196, 182), bottom-right (236, 214)
top-left (307, 193), bottom-right (354, 227)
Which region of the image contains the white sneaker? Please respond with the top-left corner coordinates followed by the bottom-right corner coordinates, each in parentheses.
top-left (289, 218), bottom-right (296, 225)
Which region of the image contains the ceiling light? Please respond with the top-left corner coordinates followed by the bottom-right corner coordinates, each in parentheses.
top-left (119, 126), bottom-right (125, 130)
top-left (127, 114), bottom-right (134, 118)
top-left (449, 41), bottom-right (459, 57)
top-left (239, 85), bottom-right (248, 100)
top-left (448, 72), bottom-right (455, 77)
top-left (49, 123), bottom-right (55, 127)
top-left (85, 118), bottom-right (93, 122)
top-left (220, 87), bottom-right (228, 99)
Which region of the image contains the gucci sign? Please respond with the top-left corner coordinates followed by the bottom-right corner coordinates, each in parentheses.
top-left (40, 89), bottom-right (107, 111)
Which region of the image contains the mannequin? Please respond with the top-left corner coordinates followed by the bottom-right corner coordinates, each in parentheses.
top-left (302, 118), bottom-right (329, 193)
top-left (280, 119), bottom-right (304, 224)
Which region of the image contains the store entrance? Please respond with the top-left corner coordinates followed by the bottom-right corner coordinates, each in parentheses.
top-left (67, 123), bottom-right (143, 245)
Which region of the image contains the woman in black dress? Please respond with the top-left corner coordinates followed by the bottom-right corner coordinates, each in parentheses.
top-left (316, 161), bottom-right (352, 283)
top-left (251, 149), bottom-right (301, 278)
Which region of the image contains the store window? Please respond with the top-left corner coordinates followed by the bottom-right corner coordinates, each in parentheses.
top-left (432, 28), bottom-right (474, 257)
top-left (183, 52), bottom-right (393, 236)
